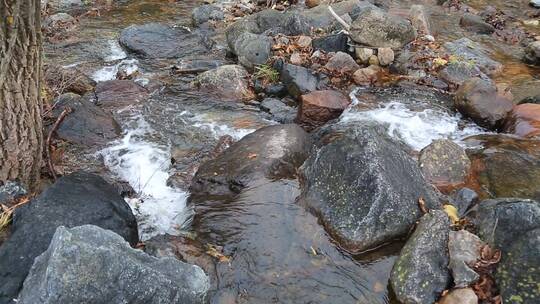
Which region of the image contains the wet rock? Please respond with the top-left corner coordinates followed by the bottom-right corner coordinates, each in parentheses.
top-left (438, 288), bottom-right (478, 304)
top-left (43, 64), bottom-right (96, 95)
top-left (296, 90), bottom-right (350, 130)
top-left (355, 47), bottom-right (374, 64)
top-left (277, 62), bottom-right (321, 99)
top-left (460, 13), bottom-right (495, 34)
top-left (52, 93), bottom-right (121, 146)
top-left (353, 65), bottom-right (380, 85)
top-left (454, 77), bottom-right (513, 130)
top-left (419, 139), bottom-right (471, 193)
top-left (260, 98), bottom-right (296, 123)
top-left (0, 172), bottom-right (138, 303)
top-left (531, 0), bottom-right (540, 8)
top-left (377, 47), bottom-right (394, 66)
top-left (265, 82), bottom-right (288, 97)
top-left (302, 0), bottom-right (374, 29)
top-left (194, 65), bottom-right (254, 101)
top-left (409, 5), bottom-right (431, 35)
top-left (190, 124), bottom-right (310, 198)
top-left (298, 123), bottom-right (439, 252)
top-left (518, 95), bottom-right (540, 105)
top-left (453, 188), bottom-right (478, 216)
top-left (43, 0), bottom-right (87, 14)
top-left (42, 12), bottom-right (76, 31)
top-left (444, 38), bottom-right (502, 76)
top-left (173, 59), bottom-right (228, 74)
top-left (233, 32), bottom-right (272, 69)
top-left (472, 199), bottom-right (540, 303)
top-left (18, 225), bottom-right (209, 304)
top-left (438, 61), bottom-right (483, 88)
top-left (495, 228), bottom-right (540, 304)
top-left (95, 80), bottom-right (149, 109)
top-left (390, 211), bottom-right (451, 304)
top-left (465, 135), bottom-right (540, 199)
top-left (349, 7), bottom-right (417, 49)
top-left (324, 51), bottom-right (360, 73)
top-left (524, 41), bottom-right (540, 65)
top-left (448, 230), bottom-right (483, 287)
top-left (192, 4), bottom-right (224, 26)
top-left (0, 181), bottom-right (27, 206)
top-left (119, 23), bottom-right (212, 59)
top-left (312, 33), bottom-right (348, 53)
top-left (503, 103), bottom-right (540, 138)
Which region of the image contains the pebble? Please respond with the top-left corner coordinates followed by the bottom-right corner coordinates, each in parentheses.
top-left (377, 47), bottom-right (394, 66)
top-left (297, 36), bottom-right (312, 48)
top-left (290, 53), bottom-right (303, 65)
top-left (439, 288), bottom-right (478, 304)
top-left (355, 47), bottom-right (373, 64)
top-left (353, 65), bottom-right (380, 85)
top-left (368, 55), bottom-right (380, 66)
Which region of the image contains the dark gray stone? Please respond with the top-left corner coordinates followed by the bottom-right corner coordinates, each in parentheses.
top-left (18, 225), bottom-right (209, 304)
top-left (260, 98), bottom-right (297, 123)
top-left (438, 61), bottom-right (484, 87)
top-left (119, 23), bottom-right (212, 59)
top-left (349, 7), bottom-right (417, 49)
top-left (0, 172), bottom-right (138, 303)
top-left (298, 123), bottom-right (439, 252)
top-left (524, 41), bottom-right (540, 66)
top-left (277, 62), bottom-right (321, 99)
top-left (518, 95), bottom-right (540, 105)
top-left (460, 13), bottom-right (495, 34)
top-left (0, 182), bottom-right (27, 205)
top-left (192, 4), bottom-right (224, 26)
top-left (453, 188), bottom-right (478, 216)
top-left (194, 65), bottom-right (253, 101)
top-left (390, 211), bottom-right (451, 304)
top-left (312, 33), bottom-right (349, 53)
top-left (444, 38), bottom-right (502, 76)
top-left (52, 93), bottom-right (121, 146)
top-left (189, 124), bottom-right (311, 199)
top-left (531, 0), bottom-right (540, 8)
top-left (448, 230), bottom-right (483, 287)
top-left (233, 32), bottom-right (272, 69)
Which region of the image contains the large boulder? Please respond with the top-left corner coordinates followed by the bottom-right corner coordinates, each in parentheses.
top-left (419, 139), bottom-right (471, 193)
top-left (192, 4), bottom-right (224, 26)
top-left (296, 90), bottom-right (350, 130)
top-left (232, 32), bottom-right (272, 69)
top-left (18, 225), bottom-right (209, 304)
top-left (459, 13), bottom-right (495, 34)
top-left (52, 93), bottom-right (121, 146)
top-left (503, 103), bottom-right (540, 138)
top-left (0, 172), bottom-right (138, 303)
top-left (444, 38), bottom-right (502, 76)
top-left (119, 23), bottom-right (212, 59)
top-left (349, 7), bottom-right (417, 49)
top-left (390, 211), bottom-right (451, 304)
top-left (194, 65), bottom-right (254, 101)
top-left (298, 123), bottom-right (439, 252)
top-left (454, 77), bottom-right (513, 130)
top-left (472, 199), bottom-right (540, 304)
top-left (189, 124), bottom-right (311, 199)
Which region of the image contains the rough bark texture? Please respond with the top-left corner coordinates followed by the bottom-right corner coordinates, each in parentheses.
top-left (0, 0), bottom-right (43, 189)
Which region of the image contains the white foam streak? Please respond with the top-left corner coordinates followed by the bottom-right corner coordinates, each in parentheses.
top-left (91, 58), bottom-right (139, 82)
top-left (104, 40), bottom-right (127, 62)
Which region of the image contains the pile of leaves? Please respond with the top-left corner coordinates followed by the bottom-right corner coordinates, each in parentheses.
top-left (472, 244), bottom-right (502, 303)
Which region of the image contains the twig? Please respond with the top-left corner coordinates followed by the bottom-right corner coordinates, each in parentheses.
top-left (328, 6), bottom-right (351, 32)
top-left (46, 107), bottom-right (72, 180)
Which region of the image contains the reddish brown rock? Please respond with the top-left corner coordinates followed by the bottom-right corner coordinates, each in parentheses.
top-left (296, 90), bottom-right (350, 130)
top-left (95, 80), bottom-right (149, 109)
top-left (454, 77), bottom-right (513, 130)
top-left (503, 103), bottom-right (540, 138)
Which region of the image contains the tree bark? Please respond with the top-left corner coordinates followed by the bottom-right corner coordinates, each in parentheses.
top-left (0, 0), bottom-right (43, 190)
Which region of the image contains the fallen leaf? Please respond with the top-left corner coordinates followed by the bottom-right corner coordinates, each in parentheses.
top-left (418, 197), bottom-right (428, 214)
top-left (443, 204), bottom-right (460, 224)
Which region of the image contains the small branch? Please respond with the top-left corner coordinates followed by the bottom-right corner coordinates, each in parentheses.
top-left (328, 6), bottom-right (351, 32)
top-left (46, 107), bottom-right (72, 180)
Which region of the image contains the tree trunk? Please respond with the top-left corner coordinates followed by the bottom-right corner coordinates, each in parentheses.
top-left (0, 0), bottom-right (43, 190)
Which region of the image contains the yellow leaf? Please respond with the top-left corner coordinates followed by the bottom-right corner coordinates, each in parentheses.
top-left (6, 16), bottom-right (14, 26)
top-left (443, 204), bottom-right (459, 224)
top-left (433, 57), bottom-right (448, 67)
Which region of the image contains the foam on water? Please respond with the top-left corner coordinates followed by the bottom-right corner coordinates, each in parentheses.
top-left (341, 91), bottom-right (485, 151)
top-left (91, 58), bottom-right (139, 82)
top-left (104, 40), bottom-right (127, 62)
top-left (100, 116), bottom-right (190, 240)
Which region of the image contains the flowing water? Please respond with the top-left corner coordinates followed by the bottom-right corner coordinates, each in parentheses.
top-left (46, 0), bottom-right (539, 303)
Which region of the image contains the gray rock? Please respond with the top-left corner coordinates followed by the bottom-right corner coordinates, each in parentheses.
top-left (355, 47), bottom-right (374, 63)
top-left (277, 62), bottom-right (321, 99)
top-left (460, 13), bottom-right (495, 34)
top-left (260, 98), bottom-right (297, 123)
top-left (495, 228), bottom-right (540, 304)
top-left (518, 95), bottom-right (540, 105)
top-left (390, 211), bottom-right (451, 304)
top-left (192, 4), bottom-right (224, 26)
top-left (324, 51), bottom-right (360, 73)
top-left (0, 172), bottom-right (138, 303)
top-left (409, 5), bottom-right (431, 35)
top-left (43, 0), bottom-right (86, 14)
top-left (298, 123), bottom-right (439, 253)
top-left (377, 47), bottom-right (394, 66)
top-left (349, 7), bottom-right (417, 49)
top-left (190, 124), bottom-right (311, 199)
top-left (524, 41), bottom-right (540, 65)
top-left (444, 38), bottom-right (502, 76)
top-left (438, 61), bottom-right (484, 87)
top-left (531, 0), bottom-right (540, 8)
top-left (233, 32), bottom-right (272, 69)
top-left (453, 188), bottom-right (478, 216)
top-left (448, 230), bottom-right (483, 287)
top-left (0, 181), bottom-right (27, 205)
top-left (454, 77), bottom-right (513, 130)
top-left (302, 0), bottom-right (376, 29)
top-left (119, 23), bottom-right (212, 59)
top-left (439, 288), bottom-right (478, 304)
top-left (43, 12), bottom-right (76, 30)
top-left (419, 139), bottom-right (471, 193)
top-left (194, 65), bottom-right (253, 101)
top-left (95, 80), bottom-right (149, 109)
top-left (19, 225), bottom-right (209, 304)
top-left (52, 93), bottom-right (121, 145)
top-left (312, 33), bottom-right (349, 53)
